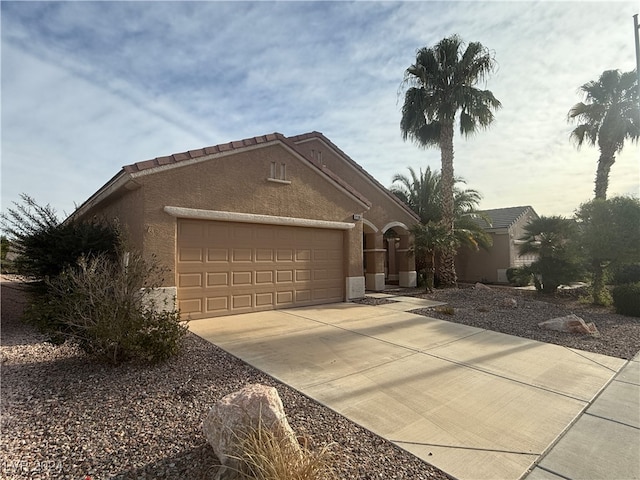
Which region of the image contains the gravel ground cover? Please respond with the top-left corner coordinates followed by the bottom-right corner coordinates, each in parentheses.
top-left (387, 284), bottom-right (640, 360)
top-left (3, 279), bottom-right (639, 480)
top-left (1, 279), bottom-right (448, 480)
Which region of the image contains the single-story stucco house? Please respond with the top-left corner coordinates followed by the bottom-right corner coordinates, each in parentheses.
top-left (71, 131), bottom-right (419, 319)
top-left (455, 205), bottom-right (539, 284)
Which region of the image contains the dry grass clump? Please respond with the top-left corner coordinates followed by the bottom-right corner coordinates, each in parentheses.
top-left (434, 305), bottom-right (455, 315)
top-left (230, 420), bottom-right (337, 480)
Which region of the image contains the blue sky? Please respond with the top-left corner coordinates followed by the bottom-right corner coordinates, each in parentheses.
top-left (2, 1), bottom-right (639, 220)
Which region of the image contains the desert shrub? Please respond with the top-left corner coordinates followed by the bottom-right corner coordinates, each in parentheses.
top-left (231, 417), bottom-right (337, 480)
top-left (611, 283), bottom-right (640, 318)
top-left (612, 264), bottom-right (640, 285)
top-left (0, 194), bottom-right (119, 280)
top-left (506, 267), bottom-right (532, 287)
top-left (32, 251), bottom-right (186, 364)
top-left (434, 305), bottom-right (455, 315)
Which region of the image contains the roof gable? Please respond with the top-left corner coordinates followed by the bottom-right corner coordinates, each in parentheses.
top-left (288, 131), bottom-right (420, 222)
top-left (479, 206), bottom-right (538, 230)
top-left (71, 132), bottom-right (379, 219)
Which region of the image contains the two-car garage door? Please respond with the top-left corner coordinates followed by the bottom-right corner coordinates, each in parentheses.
top-left (176, 219), bottom-right (344, 319)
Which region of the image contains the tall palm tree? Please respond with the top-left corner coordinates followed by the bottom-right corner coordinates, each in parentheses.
top-left (400, 35), bottom-right (501, 287)
top-left (391, 166), bottom-right (492, 288)
top-left (568, 69), bottom-right (640, 200)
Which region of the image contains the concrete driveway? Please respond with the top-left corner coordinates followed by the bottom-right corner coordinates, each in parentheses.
top-left (188, 296), bottom-right (630, 480)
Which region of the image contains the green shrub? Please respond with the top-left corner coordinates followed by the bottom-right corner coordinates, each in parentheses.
top-left (612, 264), bottom-right (640, 285)
top-left (506, 267), bottom-right (532, 287)
top-left (30, 251), bottom-right (187, 364)
top-left (612, 283), bottom-right (640, 318)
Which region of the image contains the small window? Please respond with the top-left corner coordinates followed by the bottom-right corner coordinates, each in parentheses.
top-left (267, 161), bottom-right (291, 184)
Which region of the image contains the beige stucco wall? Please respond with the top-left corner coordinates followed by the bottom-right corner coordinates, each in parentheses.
top-left (78, 186), bottom-right (146, 253)
top-left (77, 142), bottom-right (367, 286)
top-left (293, 138), bottom-right (418, 232)
top-left (456, 231), bottom-right (511, 284)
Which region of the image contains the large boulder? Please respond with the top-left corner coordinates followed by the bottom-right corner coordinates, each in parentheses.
top-left (538, 314), bottom-right (600, 337)
top-left (203, 383), bottom-right (301, 478)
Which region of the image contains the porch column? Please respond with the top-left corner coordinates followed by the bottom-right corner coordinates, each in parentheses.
top-left (364, 232), bottom-right (386, 291)
top-left (397, 233), bottom-right (417, 287)
top-left (345, 221), bottom-right (365, 300)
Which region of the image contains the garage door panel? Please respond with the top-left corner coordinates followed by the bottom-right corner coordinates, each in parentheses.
top-left (256, 227), bottom-right (276, 242)
top-left (256, 271), bottom-right (274, 284)
top-left (206, 296), bottom-right (228, 312)
top-left (295, 290), bottom-right (311, 302)
top-left (179, 247), bottom-right (203, 262)
top-left (179, 222), bottom-right (205, 240)
top-left (277, 249), bottom-right (294, 261)
top-left (277, 270), bottom-right (293, 283)
top-left (256, 249), bottom-right (274, 262)
top-left (256, 292), bottom-right (274, 306)
top-left (207, 272), bottom-right (228, 287)
top-left (233, 225), bottom-right (255, 243)
top-left (177, 219), bottom-right (344, 319)
top-left (207, 248), bottom-right (229, 262)
top-left (232, 294), bottom-right (253, 309)
top-left (208, 223), bottom-right (230, 240)
top-left (295, 270), bottom-right (311, 282)
top-left (179, 297), bottom-right (202, 314)
top-left (277, 291), bottom-right (294, 305)
top-left (178, 273), bottom-right (202, 288)
top-left (277, 229), bottom-right (295, 242)
top-left (232, 249), bottom-right (252, 262)
top-left (296, 249), bottom-right (311, 261)
top-left (232, 271), bottom-right (253, 286)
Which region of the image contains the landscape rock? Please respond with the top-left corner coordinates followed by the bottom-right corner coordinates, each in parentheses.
top-left (474, 282), bottom-right (492, 291)
top-left (500, 297), bottom-right (518, 309)
top-left (202, 383), bottom-right (301, 478)
top-left (538, 314), bottom-right (600, 337)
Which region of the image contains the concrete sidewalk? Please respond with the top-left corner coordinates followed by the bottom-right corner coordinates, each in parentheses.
top-left (189, 296), bottom-right (634, 480)
top-left (525, 351), bottom-right (640, 480)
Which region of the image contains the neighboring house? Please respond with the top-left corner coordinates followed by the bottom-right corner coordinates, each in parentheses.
top-left (455, 206), bottom-right (539, 284)
top-left (71, 131), bottom-right (418, 319)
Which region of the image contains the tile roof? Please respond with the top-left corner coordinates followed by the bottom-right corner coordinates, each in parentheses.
top-left (478, 206), bottom-right (537, 230)
top-left (115, 131), bottom-right (375, 207)
top-left (123, 133), bottom-right (285, 174)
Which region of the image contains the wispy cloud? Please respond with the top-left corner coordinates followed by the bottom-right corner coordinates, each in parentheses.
top-left (2, 1), bottom-right (638, 218)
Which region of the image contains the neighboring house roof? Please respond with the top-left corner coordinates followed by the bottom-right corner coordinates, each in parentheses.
top-left (70, 131), bottom-right (414, 221)
top-left (477, 206), bottom-right (538, 231)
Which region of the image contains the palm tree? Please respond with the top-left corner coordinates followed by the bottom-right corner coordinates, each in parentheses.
top-left (400, 35), bottom-right (501, 287)
top-left (518, 216), bottom-right (582, 294)
top-left (410, 221), bottom-right (451, 292)
top-left (391, 166), bottom-right (492, 288)
top-left (568, 69), bottom-right (640, 200)
top-left (390, 166), bottom-right (441, 224)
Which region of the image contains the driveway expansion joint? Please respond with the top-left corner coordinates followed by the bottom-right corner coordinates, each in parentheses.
top-left (392, 440), bottom-right (541, 456)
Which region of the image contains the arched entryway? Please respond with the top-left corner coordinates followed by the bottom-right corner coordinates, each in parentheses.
top-left (363, 220), bottom-right (417, 291)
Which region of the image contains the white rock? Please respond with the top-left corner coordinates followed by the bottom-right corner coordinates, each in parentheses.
top-left (203, 383), bottom-right (301, 478)
top-left (474, 282), bottom-right (492, 291)
top-left (538, 314), bottom-right (600, 337)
